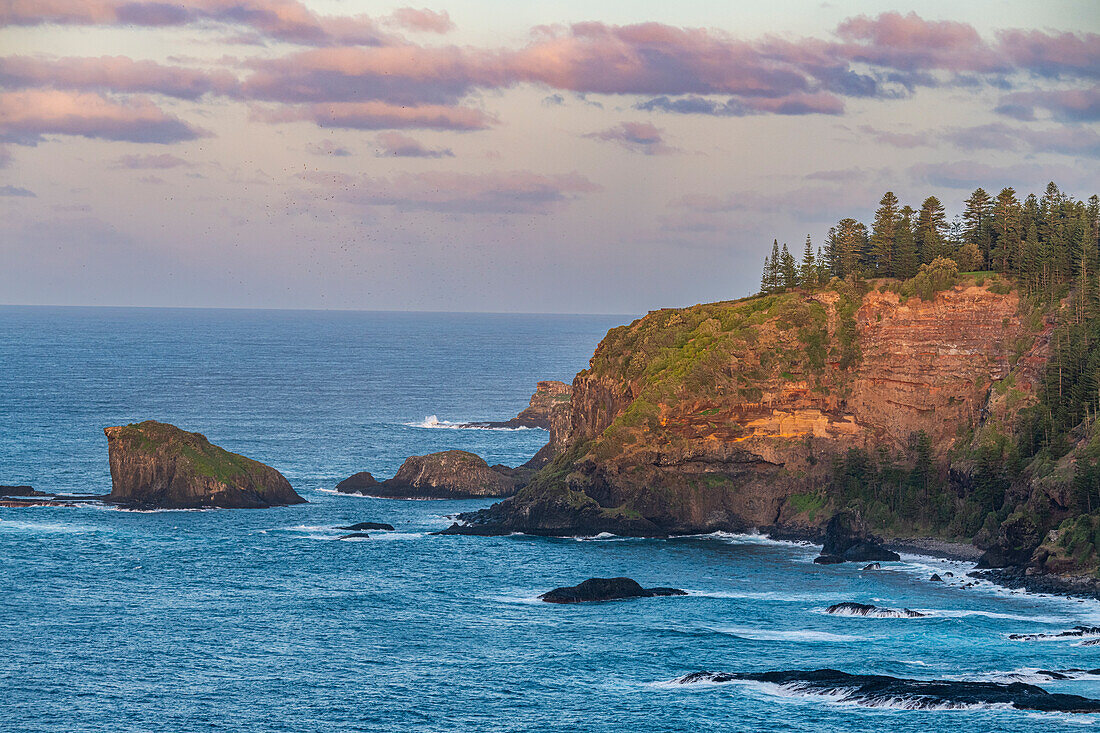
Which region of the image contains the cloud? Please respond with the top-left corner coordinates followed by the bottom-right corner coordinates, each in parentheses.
top-left (0, 184), bottom-right (35, 197)
top-left (251, 100), bottom-right (492, 131)
top-left (584, 121), bottom-right (675, 154)
top-left (0, 90), bottom-right (207, 144)
top-left (806, 168), bottom-right (874, 183)
top-left (113, 153), bottom-right (193, 168)
top-left (995, 86), bottom-right (1100, 122)
top-left (0, 145), bottom-right (10, 167)
top-left (374, 131), bottom-right (453, 158)
top-left (542, 93), bottom-right (565, 106)
top-left (997, 29), bottom-right (1100, 80)
top-left (305, 140), bottom-right (351, 156)
top-left (388, 8), bottom-right (454, 34)
top-left (301, 170), bottom-right (600, 214)
top-left (1, 0), bottom-right (395, 47)
top-left (0, 55), bottom-right (238, 100)
top-left (636, 91), bottom-right (843, 116)
top-left (835, 11), bottom-right (1006, 74)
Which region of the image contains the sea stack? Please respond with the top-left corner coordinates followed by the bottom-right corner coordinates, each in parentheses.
top-left (342, 450), bottom-right (520, 499)
top-left (104, 421), bottom-right (305, 509)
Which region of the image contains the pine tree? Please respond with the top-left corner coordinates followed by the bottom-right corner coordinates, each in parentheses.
top-left (963, 188), bottom-right (992, 266)
top-left (769, 239), bottom-right (781, 291)
top-left (760, 255), bottom-right (772, 294)
top-left (991, 187), bottom-right (1022, 275)
top-left (780, 243), bottom-right (798, 289)
top-left (816, 246), bottom-right (828, 284)
top-left (826, 218), bottom-right (868, 278)
top-left (869, 191), bottom-right (900, 276)
top-left (895, 205), bottom-right (918, 279)
top-left (915, 196), bottom-right (948, 263)
top-left (799, 235), bottom-right (816, 287)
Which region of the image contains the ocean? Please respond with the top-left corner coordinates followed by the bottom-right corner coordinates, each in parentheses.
top-left (2, 306), bottom-right (1099, 732)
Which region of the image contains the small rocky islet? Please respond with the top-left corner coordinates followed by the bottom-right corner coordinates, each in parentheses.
top-left (539, 577), bottom-right (686, 604)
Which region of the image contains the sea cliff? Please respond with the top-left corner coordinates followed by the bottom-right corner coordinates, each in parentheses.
top-left (447, 274), bottom-right (1100, 586)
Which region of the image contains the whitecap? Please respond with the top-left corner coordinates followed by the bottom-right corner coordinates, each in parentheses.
top-left (713, 626), bottom-right (866, 642)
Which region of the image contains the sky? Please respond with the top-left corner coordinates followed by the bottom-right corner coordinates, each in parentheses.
top-left (1, 1), bottom-right (1098, 313)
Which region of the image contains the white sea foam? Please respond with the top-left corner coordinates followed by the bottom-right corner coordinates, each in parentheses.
top-left (714, 626), bottom-right (866, 642)
top-left (678, 530), bottom-right (815, 548)
top-left (404, 415), bottom-right (536, 431)
top-left (685, 589), bottom-right (834, 603)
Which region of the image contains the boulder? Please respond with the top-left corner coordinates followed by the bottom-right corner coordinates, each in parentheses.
top-left (813, 511), bottom-right (900, 564)
top-left (104, 421), bottom-right (305, 509)
top-left (0, 485), bottom-right (44, 497)
top-left (539, 577), bottom-right (686, 603)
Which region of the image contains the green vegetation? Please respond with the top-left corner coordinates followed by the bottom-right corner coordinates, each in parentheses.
top-left (116, 420), bottom-right (259, 485)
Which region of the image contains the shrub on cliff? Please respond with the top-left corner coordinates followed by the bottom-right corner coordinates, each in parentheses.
top-left (901, 257), bottom-right (959, 302)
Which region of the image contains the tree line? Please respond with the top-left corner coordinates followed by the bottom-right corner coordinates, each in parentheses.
top-left (760, 182), bottom-right (1100, 304)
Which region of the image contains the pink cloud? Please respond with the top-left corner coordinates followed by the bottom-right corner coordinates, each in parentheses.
top-left (389, 8), bottom-right (454, 34)
top-left (996, 86), bottom-right (1100, 122)
top-left (0, 55), bottom-right (239, 100)
top-left (251, 100), bottom-right (493, 130)
top-left (300, 170), bottom-right (600, 214)
top-left (0, 90), bottom-right (206, 144)
top-left (835, 11), bottom-right (1005, 73)
top-left (305, 140), bottom-right (351, 156)
top-left (997, 29), bottom-right (1100, 79)
top-left (375, 131), bottom-right (453, 158)
top-left (1, 0), bottom-right (394, 46)
top-left (584, 121), bottom-right (674, 154)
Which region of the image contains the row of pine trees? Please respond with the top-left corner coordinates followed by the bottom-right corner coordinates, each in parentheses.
top-left (760, 182), bottom-right (1100, 303)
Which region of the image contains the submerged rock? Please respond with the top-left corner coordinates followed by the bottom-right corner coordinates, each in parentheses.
top-left (674, 669), bottom-right (1100, 713)
top-left (825, 602), bottom-right (925, 618)
top-left (340, 451), bottom-right (521, 499)
top-left (336, 521), bottom-right (394, 531)
top-left (539, 577), bottom-right (686, 604)
top-left (813, 511), bottom-right (900, 564)
top-left (861, 563), bottom-right (881, 571)
top-left (104, 421), bottom-right (305, 509)
top-left (1008, 626), bottom-right (1100, 642)
top-left (335, 472), bottom-right (382, 496)
top-left (338, 533), bottom-right (370, 539)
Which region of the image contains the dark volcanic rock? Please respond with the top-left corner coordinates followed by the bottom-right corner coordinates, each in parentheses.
top-left (825, 602), bottom-right (925, 618)
top-left (336, 521), bottom-right (395, 531)
top-left (813, 511), bottom-right (900, 564)
top-left (930, 574), bottom-right (943, 582)
top-left (459, 380), bottom-right (572, 431)
top-left (861, 563), bottom-right (881, 571)
top-left (338, 533), bottom-right (370, 539)
top-left (976, 513), bottom-right (1042, 569)
top-left (335, 472), bottom-right (382, 495)
top-left (104, 421), bottom-right (305, 509)
top-left (674, 669), bottom-right (1100, 713)
top-left (539, 577), bottom-right (686, 603)
top-left (0, 485), bottom-right (43, 497)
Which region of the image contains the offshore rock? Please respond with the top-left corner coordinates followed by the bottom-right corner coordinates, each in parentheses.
top-left (365, 450), bottom-right (521, 499)
top-left (104, 421), bottom-right (304, 509)
top-left (825, 602), bottom-right (925, 618)
top-left (335, 472), bottom-right (382, 496)
top-left (539, 577), bottom-right (686, 603)
top-left (336, 521), bottom-right (395, 531)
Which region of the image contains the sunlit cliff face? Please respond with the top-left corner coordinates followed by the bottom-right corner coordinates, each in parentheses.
top-left (1, 2), bottom-right (1097, 312)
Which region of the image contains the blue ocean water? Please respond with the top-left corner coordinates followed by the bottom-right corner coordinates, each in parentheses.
top-left (2, 306), bottom-right (1100, 732)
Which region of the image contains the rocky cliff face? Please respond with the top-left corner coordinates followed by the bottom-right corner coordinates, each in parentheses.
top-left (105, 421), bottom-right (304, 508)
top-left (450, 280), bottom-right (1041, 538)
